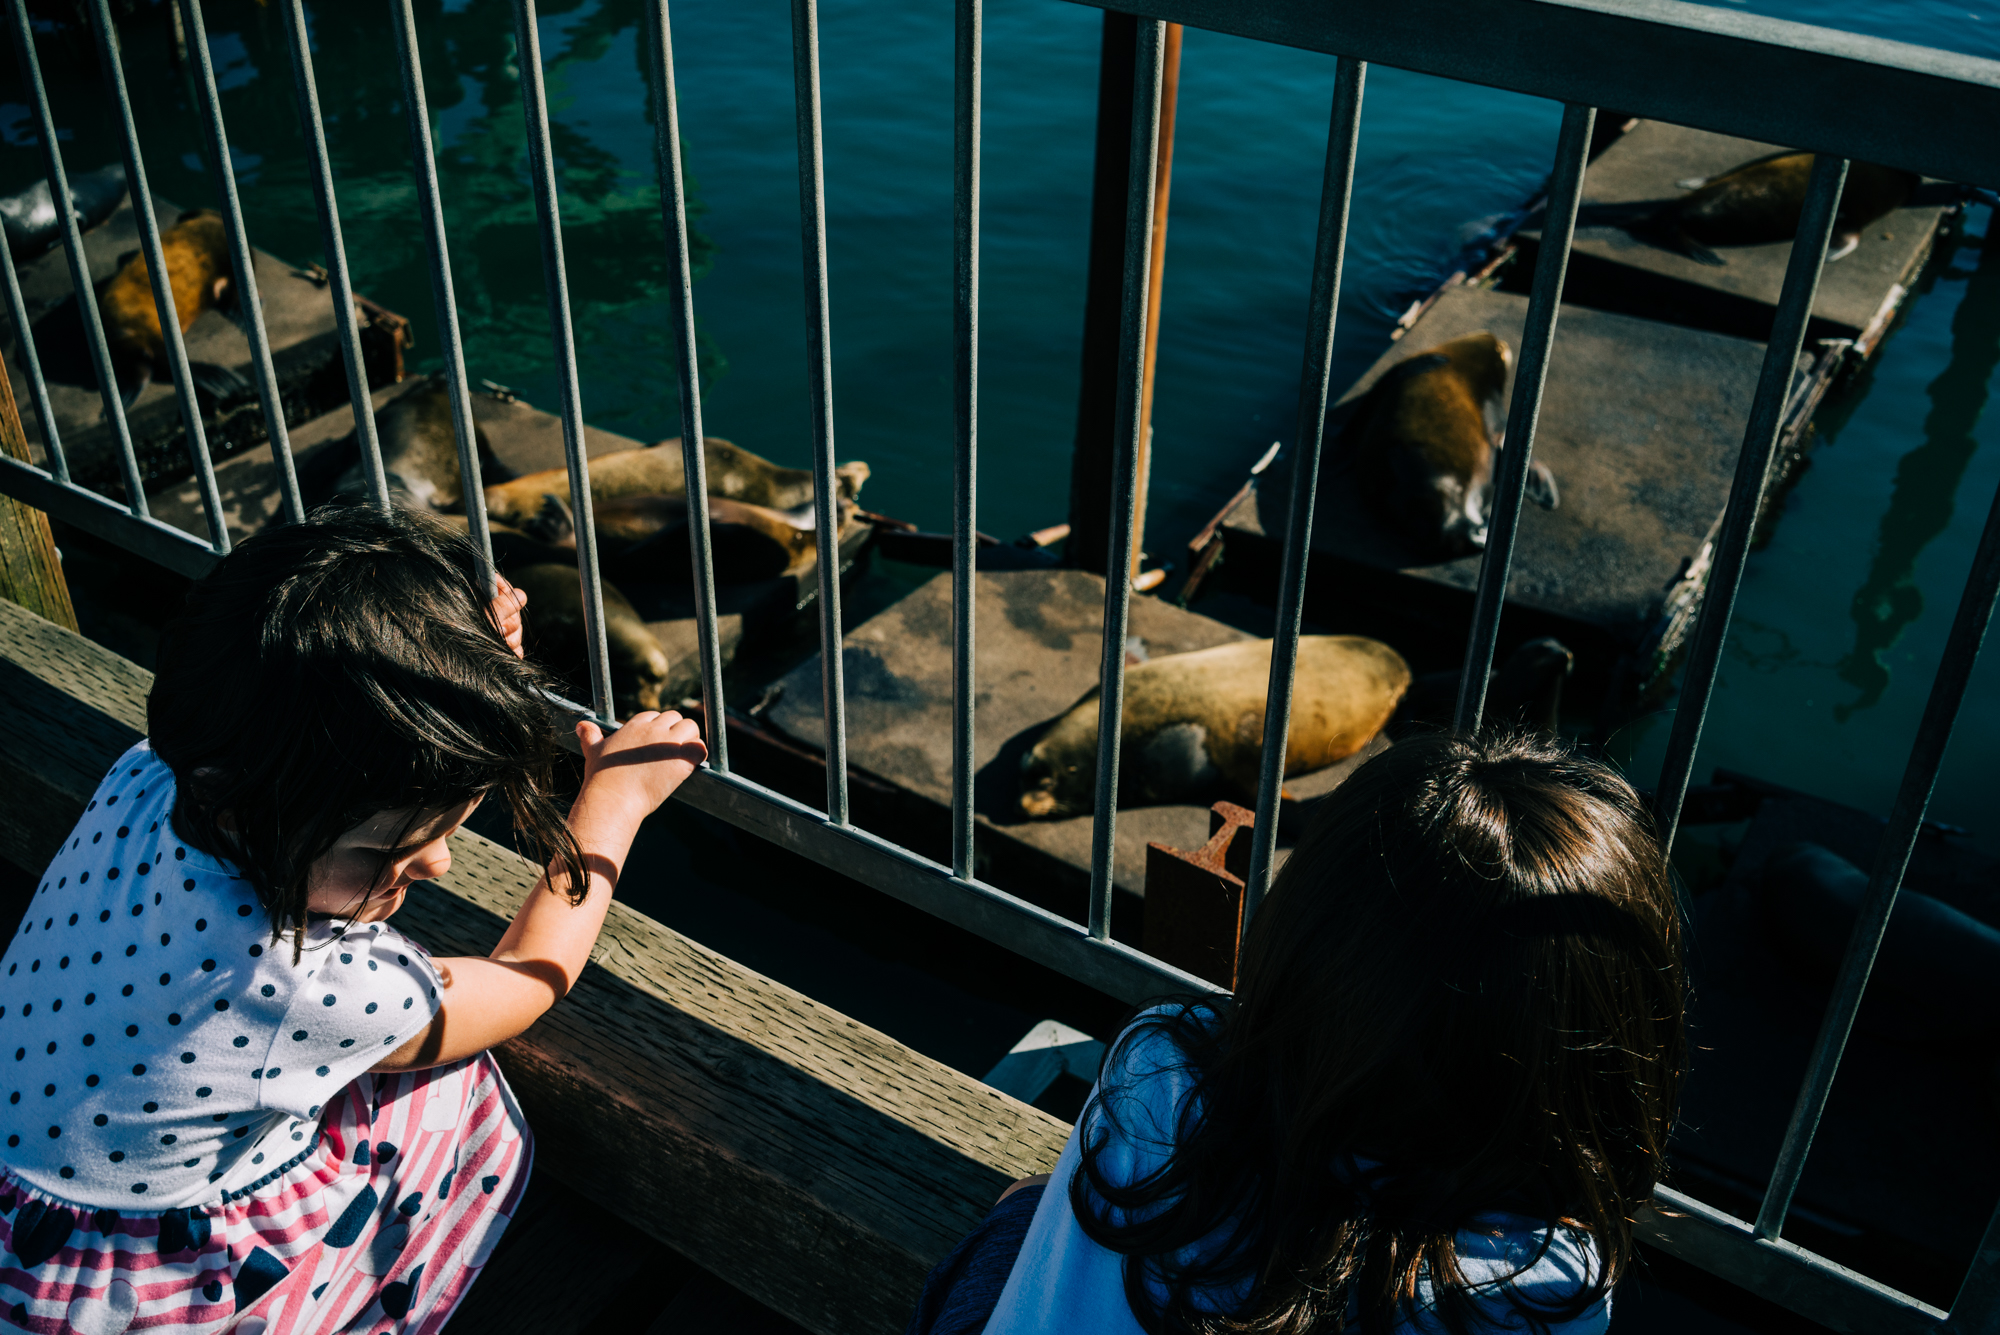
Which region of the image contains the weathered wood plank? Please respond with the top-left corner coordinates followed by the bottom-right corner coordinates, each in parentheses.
top-left (0, 596), bottom-right (1069, 1335)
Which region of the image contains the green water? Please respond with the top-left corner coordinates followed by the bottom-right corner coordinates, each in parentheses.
top-left (5, 0), bottom-right (1999, 853)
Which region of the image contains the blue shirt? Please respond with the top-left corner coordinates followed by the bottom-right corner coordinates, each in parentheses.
top-left (985, 1012), bottom-right (1610, 1334)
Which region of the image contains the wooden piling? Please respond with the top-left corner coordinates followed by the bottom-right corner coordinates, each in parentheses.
top-left (1067, 15), bottom-right (1180, 579)
top-left (0, 363), bottom-right (75, 632)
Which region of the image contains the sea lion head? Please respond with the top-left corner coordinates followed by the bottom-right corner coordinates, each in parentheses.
top-left (1433, 331), bottom-right (1511, 408)
top-left (1018, 727), bottom-right (1097, 820)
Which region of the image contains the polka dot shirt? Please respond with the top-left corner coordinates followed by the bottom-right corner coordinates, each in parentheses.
top-left (0, 742), bottom-right (443, 1210)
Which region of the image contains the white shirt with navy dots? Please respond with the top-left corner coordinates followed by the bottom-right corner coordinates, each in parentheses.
top-left (0, 742), bottom-right (443, 1210)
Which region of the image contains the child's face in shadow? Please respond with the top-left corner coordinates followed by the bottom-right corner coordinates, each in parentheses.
top-left (306, 796), bottom-right (483, 923)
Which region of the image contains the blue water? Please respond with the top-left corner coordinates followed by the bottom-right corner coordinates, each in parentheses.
top-left (4, 0), bottom-right (1999, 851)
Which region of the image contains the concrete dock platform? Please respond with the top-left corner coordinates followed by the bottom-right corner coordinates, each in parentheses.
top-left (755, 568), bottom-right (1373, 908)
top-left (1514, 120), bottom-right (1951, 345)
top-left (1211, 284), bottom-right (1805, 684)
top-left (4, 189), bottom-right (405, 500)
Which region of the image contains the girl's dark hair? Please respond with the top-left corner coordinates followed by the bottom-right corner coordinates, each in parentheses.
top-left (1072, 731), bottom-right (1685, 1335)
top-left (148, 505), bottom-right (589, 952)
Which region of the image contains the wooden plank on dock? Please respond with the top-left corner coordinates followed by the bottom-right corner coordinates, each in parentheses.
top-left (1514, 120), bottom-right (1950, 343)
top-left (1217, 284), bottom-right (1785, 650)
top-left (4, 191), bottom-right (405, 497)
top-left (0, 596), bottom-right (1068, 1335)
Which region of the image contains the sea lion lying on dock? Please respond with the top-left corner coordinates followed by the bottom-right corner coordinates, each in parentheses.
top-left (331, 375), bottom-right (502, 511)
top-left (1627, 152), bottom-right (1917, 266)
top-left (98, 208), bottom-right (247, 408)
top-left (429, 515), bottom-right (672, 717)
top-left (589, 492), bottom-right (851, 585)
top-left (0, 162), bottom-right (125, 260)
top-left (483, 436), bottom-right (869, 533)
top-left (1344, 332), bottom-right (1555, 562)
top-left (508, 561), bottom-right (672, 718)
top-left (1019, 635), bottom-right (1410, 818)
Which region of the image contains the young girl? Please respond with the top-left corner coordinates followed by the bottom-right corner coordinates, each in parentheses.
top-left (911, 731), bottom-right (1685, 1335)
top-left (0, 506), bottom-right (703, 1332)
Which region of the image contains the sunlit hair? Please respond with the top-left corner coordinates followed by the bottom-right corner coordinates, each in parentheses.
top-left (148, 505), bottom-right (588, 957)
top-left (1071, 731), bottom-right (1686, 1335)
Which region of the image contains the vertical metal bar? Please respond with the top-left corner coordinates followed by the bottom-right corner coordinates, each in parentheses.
top-left (180, 0), bottom-right (301, 526)
top-left (1241, 57), bottom-right (1366, 922)
top-left (1651, 155), bottom-right (1848, 852)
top-left (951, 0), bottom-right (980, 878)
top-left (88, 0), bottom-right (229, 553)
top-left (391, 0), bottom-right (490, 590)
top-left (1085, 18), bottom-right (1166, 940)
top-left (643, 0), bottom-right (729, 770)
top-left (512, 0), bottom-right (615, 721)
top-left (278, 0), bottom-right (387, 509)
top-left (1755, 467), bottom-right (2000, 1242)
top-left (0, 244), bottom-right (63, 483)
top-left (791, 0), bottom-right (849, 823)
top-left (7, 0), bottom-right (145, 514)
top-left (1945, 1195), bottom-right (2000, 1333)
top-left (1451, 103), bottom-right (1595, 734)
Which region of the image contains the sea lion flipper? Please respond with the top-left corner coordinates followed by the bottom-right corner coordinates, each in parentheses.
top-left (114, 360), bottom-right (150, 410)
top-left (188, 361), bottom-right (248, 408)
top-left (1526, 461), bottom-right (1559, 511)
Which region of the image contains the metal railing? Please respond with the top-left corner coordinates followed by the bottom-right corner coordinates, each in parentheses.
top-left (0, 0), bottom-right (1997, 1329)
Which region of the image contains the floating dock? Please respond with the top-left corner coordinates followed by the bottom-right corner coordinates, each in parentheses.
top-left (741, 568), bottom-right (1369, 915)
top-left (1513, 119), bottom-right (1952, 346)
top-left (1202, 282), bottom-right (1816, 691)
top-left (3, 189), bottom-right (406, 499)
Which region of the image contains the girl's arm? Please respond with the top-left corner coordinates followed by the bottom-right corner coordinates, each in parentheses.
top-left (375, 710), bottom-right (705, 1071)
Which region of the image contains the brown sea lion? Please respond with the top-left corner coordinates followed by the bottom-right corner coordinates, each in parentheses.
top-left (98, 208), bottom-right (246, 408)
top-left (1634, 152), bottom-right (1918, 265)
top-left (508, 561), bottom-right (672, 718)
top-left (483, 436), bottom-right (869, 532)
top-left (1019, 635), bottom-right (1411, 819)
top-left (332, 375), bottom-right (501, 511)
top-left (1345, 332), bottom-right (1555, 562)
top-left (588, 492), bottom-right (851, 584)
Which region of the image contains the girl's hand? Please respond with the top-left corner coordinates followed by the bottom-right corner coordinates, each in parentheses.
top-left (576, 710), bottom-right (706, 820)
top-left (490, 575), bottom-right (528, 659)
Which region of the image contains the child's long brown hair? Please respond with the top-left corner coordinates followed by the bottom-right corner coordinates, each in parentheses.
top-left (1071, 731), bottom-right (1686, 1334)
top-left (148, 506), bottom-right (588, 955)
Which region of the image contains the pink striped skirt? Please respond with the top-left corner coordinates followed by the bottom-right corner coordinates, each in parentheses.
top-left (0, 1053), bottom-right (530, 1333)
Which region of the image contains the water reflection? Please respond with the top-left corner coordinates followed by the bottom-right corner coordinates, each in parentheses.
top-left (1835, 227), bottom-right (2000, 718)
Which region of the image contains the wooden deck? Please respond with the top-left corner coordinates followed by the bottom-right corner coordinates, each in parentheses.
top-left (0, 595), bottom-right (1067, 1335)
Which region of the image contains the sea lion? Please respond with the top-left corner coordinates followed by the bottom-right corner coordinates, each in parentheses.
top-left (588, 492), bottom-right (850, 585)
top-left (508, 561), bottom-right (672, 718)
top-left (1757, 842), bottom-right (2000, 1043)
top-left (482, 436), bottom-right (869, 532)
top-left (1630, 153), bottom-right (1918, 266)
top-left (330, 375), bottom-right (503, 512)
top-left (1344, 332), bottom-right (1555, 562)
top-left (0, 162), bottom-right (126, 261)
top-left (98, 207), bottom-right (247, 408)
top-left (1019, 635), bottom-right (1411, 819)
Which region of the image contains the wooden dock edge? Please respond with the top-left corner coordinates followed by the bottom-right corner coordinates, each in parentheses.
top-left (0, 596), bottom-right (1069, 1335)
